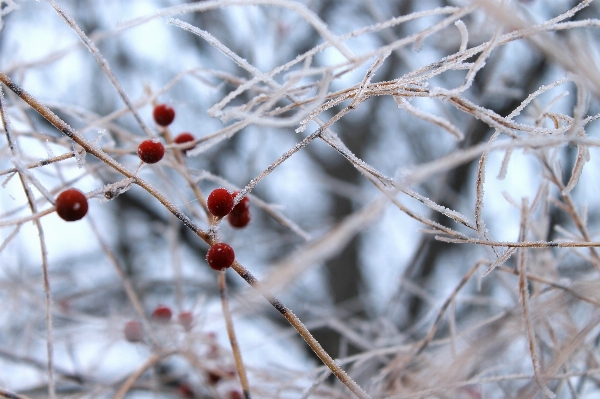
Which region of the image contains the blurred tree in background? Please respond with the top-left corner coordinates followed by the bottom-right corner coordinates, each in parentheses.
top-left (2, 1), bottom-right (600, 398)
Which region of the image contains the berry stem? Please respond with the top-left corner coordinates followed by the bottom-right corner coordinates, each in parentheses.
top-left (219, 270), bottom-right (251, 399)
top-left (160, 126), bottom-right (213, 223)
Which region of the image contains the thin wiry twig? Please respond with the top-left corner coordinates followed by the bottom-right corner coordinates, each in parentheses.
top-left (260, 195), bottom-right (388, 294)
top-left (482, 247), bottom-right (517, 277)
top-left (0, 152), bottom-right (75, 177)
top-left (112, 351), bottom-right (176, 399)
top-left (88, 218), bottom-right (161, 349)
top-left (1, 84), bottom-right (56, 399)
top-left (219, 270), bottom-right (252, 399)
top-left (230, 260), bottom-right (372, 399)
top-left (517, 198), bottom-right (555, 398)
top-left (476, 0), bottom-right (600, 97)
top-left (45, 0), bottom-right (155, 139)
top-left (454, 20), bottom-right (468, 53)
top-left (0, 389), bottom-right (34, 399)
top-left (435, 236), bottom-right (600, 248)
top-left (412, 261), bottom-right (482, 359)
top-left (396, 97), bottom-right (464, 140)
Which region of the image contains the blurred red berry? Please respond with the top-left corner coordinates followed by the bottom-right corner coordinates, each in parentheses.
top-left (178, 311), bottom-right (193, 331)
top-left (206, 370), bottom-right (221, 385)
top-left (174, 132), bottom-right (195, 152)
top-left (176, 383), bottom-right (195, 398)
top-left (124, 320), bottom-right (143, 343)
top-left (138, 139), bottom-right (165, 164)
top-left (227, 390), bottom-right (243, 399)
top-left (153, 103), bottom-right (175, 126)
top-left (152, 305), bottom-right (172, 323)
top-left (56, 188), bottom-right (88, 222)
top-left (207, 188), bottom-right (234, 217)
top-left (206, 243), bottom-right (235, 271)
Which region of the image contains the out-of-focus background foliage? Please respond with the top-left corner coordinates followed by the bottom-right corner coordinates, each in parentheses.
top-left (2, 0), bottom-right (600, 398)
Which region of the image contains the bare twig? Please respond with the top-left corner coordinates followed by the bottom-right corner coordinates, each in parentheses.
top-left (219, 271), bottom-right (252, 399)
top-left (1, 84), bottom-right (56, 399)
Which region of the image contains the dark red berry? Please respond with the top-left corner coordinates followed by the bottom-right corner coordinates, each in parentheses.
top-left (227, 390), bottom-right (243, 399)
top-left (152, 305), bottom-right (172, 323)
top-left (231, 191), bottom-right (250, 210)
top-left (138, 139), bottom-right (165, 164)
top-left (207, 370), bottom-right (221, 385)
top-left (228, 209), bottom-right (251, 228)
top-left (207, 188), bottom-right (234, 217)
top-left (227, 191), bottom-right (251, 228)
top-left (206, 243), bottom-right (235, 271)
top-left (153, 103), bottom-right (175, 126)
top-left (56, 188), bottom-right (88, 222)
top-left (176, 383), bottom-right (195, 399)
top-left (174, 132), bottom-right (195, 147)
top-left (124, 320), bottom-right (143, 343)
top-left (178, 311), bottom-right (193, 331)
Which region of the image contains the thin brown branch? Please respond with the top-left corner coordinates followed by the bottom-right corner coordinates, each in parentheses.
top-left (219, 270), bottom-right (251, 399)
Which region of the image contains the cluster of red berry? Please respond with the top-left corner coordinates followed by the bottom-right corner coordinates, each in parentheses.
top-left (56, 104), bottom-right (250, 274)
top-left (146, 104), bottom-right (250, 272)
top-left (52, 104), bottom-right (249, 397)
top-left (152, 305), bottom-right (194, 330)
top-left (124, 306), bottom-right (194, 343)
top-left (54, 104), bottom-right (196, 223)
top-left (124, 306), bottom-right (242, 399)
top-left (207, 188), bottom-right (251, 229)
top-left (138, 103), bottom-right (196, 164)
top-left (205, 187), bottom-right (253, 271)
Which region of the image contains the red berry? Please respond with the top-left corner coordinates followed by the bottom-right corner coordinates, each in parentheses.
top-left (231, 191), bottom-right (250, 210)
top-left (124, 320), bottom-right (143, 343)
top-left (138, 139), bottom-right (165, 164)
top-left (153, 103), bottom-right (175, 126)
top-left (206, 243), bottom-right (235, 271)
top-left (178, 311), bottom-right (194, 331)
top-left (206, 370), bottom-right (221, 385)
top-left (227, 209), bottom-right (251, 228)
top-left (227, 192), bottom-right (251, 228)
top-left (207, 188), bottom-right (234, 217)
top-left (152, 305), bottom-right (172, 323)
top-left (176, 383), bottom-right (195, 399)
top-left (174, 132), bottom-right (195, 147)
top-left (227, 390), bottom-right (243, 399)
top-left (55, 188), bottom-right (88, 222)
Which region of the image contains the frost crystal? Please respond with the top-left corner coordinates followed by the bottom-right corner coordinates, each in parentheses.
top-left (94, 178), bottom-right (135, 203)
top-left (46, 139), bottom-right (54, 159)
top-left (74, 144), bottom-right (86, 168)
top-left (93, 129), bottom-right (107, 145)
